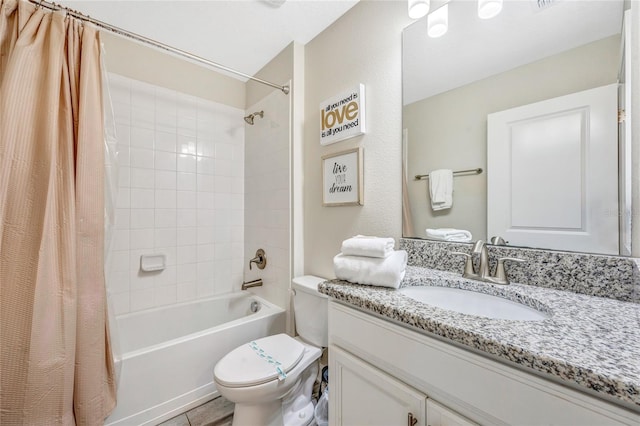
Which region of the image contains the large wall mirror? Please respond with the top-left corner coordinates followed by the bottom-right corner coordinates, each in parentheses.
top-left (402, 0), bottom-right (632, 255)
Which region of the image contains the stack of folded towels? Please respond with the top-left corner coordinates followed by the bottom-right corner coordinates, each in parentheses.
top-left (425, 228), bottom-right (472, 242)
top-left (333, 235), bottom-right (408, 289)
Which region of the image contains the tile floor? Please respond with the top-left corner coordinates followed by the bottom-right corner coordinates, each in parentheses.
top-left (158, 396), bottom-right (234, 426)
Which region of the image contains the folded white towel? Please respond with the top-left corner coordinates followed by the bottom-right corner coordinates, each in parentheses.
top-left (341, 235), bottom-right (395, 258)
top-left (429, 169), bottom-right (453, 211)
top-left (426, 228), bottom-right (473, 242)
top-left (333, 250), bottom-right (407, 289)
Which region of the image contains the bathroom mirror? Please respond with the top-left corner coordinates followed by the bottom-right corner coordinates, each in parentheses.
top-left (402, 0), bottom-right (630, 255)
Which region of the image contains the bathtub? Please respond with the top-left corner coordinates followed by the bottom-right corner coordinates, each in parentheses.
top-left (105, 292), bottom-right (285, 426)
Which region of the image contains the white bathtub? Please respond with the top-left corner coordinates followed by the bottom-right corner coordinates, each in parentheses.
top-left (105, 292), bottom-right (285, 426)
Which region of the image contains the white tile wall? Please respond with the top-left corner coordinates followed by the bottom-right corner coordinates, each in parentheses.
top-left (244, 90), bottom-right (291, 310)
top-left (106, 73), bottom-right (245, 315)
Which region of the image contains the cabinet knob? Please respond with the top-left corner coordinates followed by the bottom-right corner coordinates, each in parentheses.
top-left (408, 412), bottom-right (418, 426)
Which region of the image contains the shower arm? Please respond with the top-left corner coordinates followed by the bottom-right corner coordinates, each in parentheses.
top-left (244, 111), bottom-right (264, 125)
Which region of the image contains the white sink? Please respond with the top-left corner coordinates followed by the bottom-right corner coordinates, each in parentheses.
top-left (399, 286), bottom-right (549, 321)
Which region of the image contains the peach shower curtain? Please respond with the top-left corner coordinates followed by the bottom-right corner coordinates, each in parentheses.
top-left (0, 0), bottom-right (116, 424)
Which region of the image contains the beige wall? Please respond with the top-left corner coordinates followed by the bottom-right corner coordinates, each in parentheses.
top-left (246, 43), bottom-right (294, 107)
top-left (101, 32), bottom-right (245, 109)
top-left (404, 35), bottom-right (620, 242)
top-left (304, 1), bottom-right (412, 279)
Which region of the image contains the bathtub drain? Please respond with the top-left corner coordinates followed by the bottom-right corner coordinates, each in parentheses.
top-left (250, 301), bottom-right (260, 313)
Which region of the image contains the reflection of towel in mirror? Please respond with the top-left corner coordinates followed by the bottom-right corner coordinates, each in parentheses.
top-left (340, 235), bottom-right (395, 258)
top-left (333, 250), bottom-right (407, 289)
top-left (426, 228), bottom-right (472, 242)
top-left (429, 169), bottom-right (453, 211)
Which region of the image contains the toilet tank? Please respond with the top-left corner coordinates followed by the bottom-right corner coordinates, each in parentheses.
top-left (292, 275), bottom-right (328, 347)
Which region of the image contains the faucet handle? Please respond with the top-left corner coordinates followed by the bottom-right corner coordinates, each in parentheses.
top-left (492, 257), bottom-right (525, 285)
top-left (451, 252), bottom-right (475, 278)
top-left (249, 248), bottom-right (267, 270)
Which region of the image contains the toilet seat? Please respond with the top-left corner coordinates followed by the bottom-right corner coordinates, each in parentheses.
top-left (214, 334), bottom-right (305, 388)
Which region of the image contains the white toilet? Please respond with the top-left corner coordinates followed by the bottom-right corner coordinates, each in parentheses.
top-left (214, 276), bottom-right (328, 426)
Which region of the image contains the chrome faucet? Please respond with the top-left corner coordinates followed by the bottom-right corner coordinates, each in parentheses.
top-left (452, 240), bottom-right (524, 285)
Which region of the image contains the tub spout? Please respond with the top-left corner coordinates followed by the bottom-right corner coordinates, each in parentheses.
top-left (242, 279), bottom-right (263, 290)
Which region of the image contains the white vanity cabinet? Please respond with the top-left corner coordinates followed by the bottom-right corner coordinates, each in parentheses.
top-left (328, 300), bottom-right (640, 426)
top-left (426, 400), bottom-right (477, 426)
top-left (330, 346), bottom-right (427, 426)
top-left (331, 344), bottom-right (476, 426)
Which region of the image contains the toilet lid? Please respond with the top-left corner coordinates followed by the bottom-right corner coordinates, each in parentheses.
top-left (214, 334), bottom-right (305, 387)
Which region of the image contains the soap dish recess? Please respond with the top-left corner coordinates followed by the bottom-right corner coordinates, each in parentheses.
top-left (140, 254), bottom-right (166, 272)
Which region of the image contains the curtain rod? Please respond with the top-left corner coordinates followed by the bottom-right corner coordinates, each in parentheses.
top-left (28, 0), bottom-right (290, 95)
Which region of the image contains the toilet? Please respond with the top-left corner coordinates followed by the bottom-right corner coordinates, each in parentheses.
top-left (214, 276), bottom-right (328, 426)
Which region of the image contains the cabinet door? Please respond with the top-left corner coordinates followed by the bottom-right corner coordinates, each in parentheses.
top-left (427, 399), bottom-right (477, 426)
top-left (330, 345), bottom-right (426, 426)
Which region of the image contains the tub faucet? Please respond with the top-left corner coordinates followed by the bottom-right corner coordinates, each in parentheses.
top-left (242, 279), bottom-right (263, 290)
top-left (249, 249), bottom-right (267, 270)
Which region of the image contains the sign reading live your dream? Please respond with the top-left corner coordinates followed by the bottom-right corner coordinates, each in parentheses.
top-left (319, 84), bottom-right (366, 145)
top-left (322, 148), bottom-right (363, 206)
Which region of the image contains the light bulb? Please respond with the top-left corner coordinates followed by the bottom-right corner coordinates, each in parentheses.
top-left (408, 0), bottom-right (430, 19)
top-left (478, 0), bottom-right (503, 19)
top-left (427, 4), bottom-right (448, 38)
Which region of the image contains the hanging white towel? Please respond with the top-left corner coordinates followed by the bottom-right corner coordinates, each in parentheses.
top-left (425, 228), bottom-right (473, 242)
top-left (340, 235), bottom-right (395, 258)
top-left (333, 250), bottom-right (408, 289)
top-left (429, 169), bottom-right (453, 211)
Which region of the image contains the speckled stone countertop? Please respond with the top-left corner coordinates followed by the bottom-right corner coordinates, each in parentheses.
top-left (319, 266), bottom-right (640, 411)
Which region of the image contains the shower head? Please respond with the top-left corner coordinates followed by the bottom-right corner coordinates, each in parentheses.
top-left (244, 111), bottom-right (264, 125)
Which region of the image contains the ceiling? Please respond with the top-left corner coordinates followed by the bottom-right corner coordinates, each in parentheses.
top-left (403, 0), bottom-right (625, 105)
top-left (60, 0), bottom-right (359, 80)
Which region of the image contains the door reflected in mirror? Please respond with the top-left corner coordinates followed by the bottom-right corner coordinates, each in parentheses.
top-left (402, 0), bottom-right (630, 255)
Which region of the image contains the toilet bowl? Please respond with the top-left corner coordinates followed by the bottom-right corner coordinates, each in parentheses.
top-left (213, 276), bottom-right (328, 426)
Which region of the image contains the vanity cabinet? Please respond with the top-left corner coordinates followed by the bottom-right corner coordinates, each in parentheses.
top-left (330, 346), bottom-right (427, 426)
top-left (427, 400), bottom-right (477, 426)
top-left (328, 300), bottom-right (640, 425)
top-left (330, 345), bottom-right (476, 426)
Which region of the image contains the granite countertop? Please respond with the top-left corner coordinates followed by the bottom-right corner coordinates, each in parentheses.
top-left (319, 266), bottom-right (640, 411)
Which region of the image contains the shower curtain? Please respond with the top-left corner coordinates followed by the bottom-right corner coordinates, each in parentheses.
top-left (0, 0), bottom-right (116, 424)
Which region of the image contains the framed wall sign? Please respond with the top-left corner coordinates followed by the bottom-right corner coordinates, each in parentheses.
top-left (322, 148), bottom-right (363, 206)
top-left (319, 84), bottom-right (366, 145)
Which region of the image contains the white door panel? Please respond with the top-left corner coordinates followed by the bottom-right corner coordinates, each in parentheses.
top-left (488, 83), bottom-right (618, 254)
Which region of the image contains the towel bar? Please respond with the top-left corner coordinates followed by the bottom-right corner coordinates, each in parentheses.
top-left (414, 167), bottom-right (483, 180)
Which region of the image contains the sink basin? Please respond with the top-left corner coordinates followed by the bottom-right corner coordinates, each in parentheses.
top-left (399, 286), bottom-right (548, 321)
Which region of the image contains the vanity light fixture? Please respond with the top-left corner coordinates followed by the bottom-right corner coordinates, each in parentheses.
top-left (427, 4), bottom-right (449, 38)
top-left (478, 0), bottom-right (503, 19)
top-left (417, 0), bottom-right (501, 39)
top-left (408, 0), bottom-right (430, 19)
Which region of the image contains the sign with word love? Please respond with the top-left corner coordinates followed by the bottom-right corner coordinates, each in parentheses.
top-left (321, 148), bottom-right (363, 206)
top-left (319, 84), bottom-right (366, 145)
